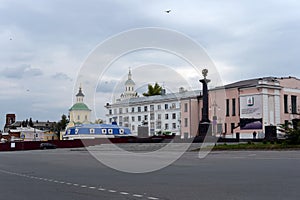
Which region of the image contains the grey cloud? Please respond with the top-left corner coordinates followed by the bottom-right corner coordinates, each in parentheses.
top-left (1, 64), bottom-right (43, 79)
top-left (96, 80), bottom-right (123, 94)
top-left (51, 72), bottom-right (72, 81)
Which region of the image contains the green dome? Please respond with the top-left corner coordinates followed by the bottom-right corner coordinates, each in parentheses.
top-left (69, 103), bottom-right (91, 111)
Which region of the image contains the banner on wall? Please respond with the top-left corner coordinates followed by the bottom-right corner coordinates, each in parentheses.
top-left (240, 95), bottom-right (263, 130)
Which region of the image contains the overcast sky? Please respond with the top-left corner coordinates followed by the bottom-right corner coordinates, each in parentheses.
top-left (1, 0), bottom-right (300, 128)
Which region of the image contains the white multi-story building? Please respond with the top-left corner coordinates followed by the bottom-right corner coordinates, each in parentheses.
top-left (105, 70), bottom-right (200, 136)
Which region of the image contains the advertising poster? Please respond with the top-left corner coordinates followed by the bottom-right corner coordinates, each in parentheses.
top-left (240, 95), bottom-right (263, 129)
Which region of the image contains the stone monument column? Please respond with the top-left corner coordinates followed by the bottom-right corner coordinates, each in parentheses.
top-left (198, 69), bottom-right (211, 137)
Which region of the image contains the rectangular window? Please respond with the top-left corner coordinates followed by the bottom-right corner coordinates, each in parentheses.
top-left (125, 108), bottom-right (128, 113)
top-left (138, 107), bottom-right (141, 112)
top-left (131, 116), bottom-right (135, 122)
top-left (184, 118), bottom-right (188, 127)
top-left (119, 108), bottom-right (123, 114)
top-left (291, 95), bottom-right (297, 114)
top-left (131, 107), bottom-right (135, 113)
top-left (150, 122), bottom-right (155, 129)
top-left (231, 123), bottom-right (235, 133)
top-left (165, 114), bottom-right (169, 120)
top-left (132, 125), bottom-right (135, 131)
top-left (150, 113), bottom-right (154, 120)
top-left (165, 104), bottom-right (168, 110)
top-left (172, 123), bottom-right (176, 129)
top-left (226, 99), bottom-right (230, 116)
top-left (232, 98), bottom-right (236, 116)
top-left (184, 103), bottom-right (188, 112)
top-left (157, 114), bottom-right (161, 120)
top-left (284, 95), bottom-right (288, 113)
top-left (157, 105), bottom-right (161, 110)
top-left (109, 109), bottom-right (112, 115)
top-left (144, 106), bottom-right (148, 112)
top-left (224, 123), bottom-right (227, 134)
top-left (165, 123), bottom-right (169, 130)
top-left (144, 115), bottom-right (148, 121)
top-left (150, 105), bottom-right (154, 111)
top-left (138, 116), bottom-right (141, 121)
top-left (171, 103), bottom-right (176, 109)
top-left (172, 113), bottom-right (176, 119)
top-left (156, 121), bottom-right (161, 129)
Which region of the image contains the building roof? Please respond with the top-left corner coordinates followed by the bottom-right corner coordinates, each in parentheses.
top-left (69, 102), bottom-right (91, 111)
top-left (76, 87), bottom-right (84, 97)
top-left (125, 79), bottom-right (135, 85)
top-left (212, 76), bottom-right (282, 90)
top-left (108, 90), bottom-right (201, 107)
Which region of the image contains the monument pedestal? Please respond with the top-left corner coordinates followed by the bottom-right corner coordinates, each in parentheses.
top-left (198, 122), bottom-right (212, 137)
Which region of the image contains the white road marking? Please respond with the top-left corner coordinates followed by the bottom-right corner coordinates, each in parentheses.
top-left (120, 192), bottom-right (129, 195)
top-left (133, 194), bottom-right (143, 198)
top-left (148, 197), bottom-right (159, 200)
top-left (0, 168), bottom-right (161, 200)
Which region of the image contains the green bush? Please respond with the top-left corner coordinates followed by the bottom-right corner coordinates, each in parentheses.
top-left (279, 121), bottom-right (300, 145)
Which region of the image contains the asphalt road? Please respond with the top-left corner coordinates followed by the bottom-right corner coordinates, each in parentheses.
top-left (0, 145), bottom-right (300, 200)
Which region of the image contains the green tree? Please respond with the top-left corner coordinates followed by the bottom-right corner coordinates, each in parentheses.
top-left (59, 114), bottom-right (69, 130)
top-left (53, 114), bottom-right (69, 140)
top-left (278, 121), bottom-right (300, 145)
top-left (29, 118), bottom-right (34, 127)
top-left (143, 83), bottom-right (162, 96)
top-left (94, 119), bottom-right (104, 124)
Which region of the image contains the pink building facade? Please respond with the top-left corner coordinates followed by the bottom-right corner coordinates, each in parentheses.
top-left (181, 76), bottom-right (300, 139)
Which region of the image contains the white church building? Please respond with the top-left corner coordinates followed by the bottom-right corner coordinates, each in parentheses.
top-left (105, 70), bottom-right (197, 136)
top-left (68, 86), bottom-right (92, 127)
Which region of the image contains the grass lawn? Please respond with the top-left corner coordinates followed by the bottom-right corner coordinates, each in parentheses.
top-left (211, 142), bottom-right (300, 150)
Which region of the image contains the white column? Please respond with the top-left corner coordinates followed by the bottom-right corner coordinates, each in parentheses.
top-left (274, 90), bottom-right (281, 126)
top-left (262, 89), bottom-right (269, 128)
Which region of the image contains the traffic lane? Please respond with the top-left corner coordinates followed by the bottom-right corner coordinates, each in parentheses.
top-left (0, 168), bottom-right (149, 200)
top-left (1, 150), bottom-right (300, 200)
